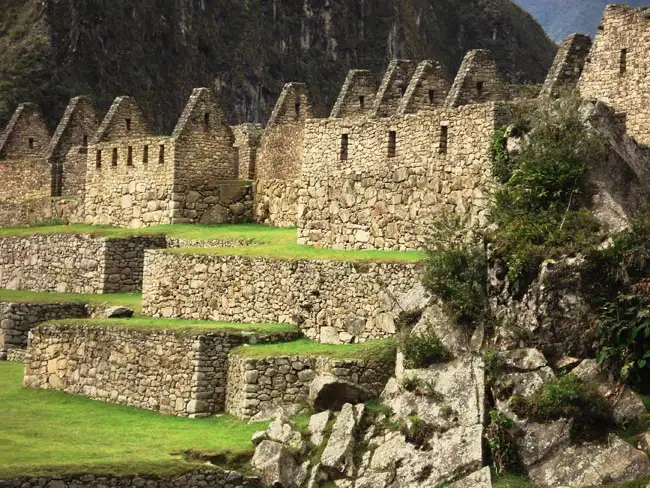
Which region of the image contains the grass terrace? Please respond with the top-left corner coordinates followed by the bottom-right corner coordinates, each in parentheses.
top-left (44, 317), bottom-right (299, 335)
top-left (0, 289), bottom-right (142, 314)
top-left (231, 338), bottom-right (396, 361)
top-left (0, 361), bottom-right (264, 478)
top-left (0, 223), bottom-right (426, 262)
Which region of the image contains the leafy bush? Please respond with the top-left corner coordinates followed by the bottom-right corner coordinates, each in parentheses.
top-left (401, 329), bottom-right (452, 369)
top-left (402, 415), bottom-right (437, 449)
top-left (484, 410), bottom-right (521, 475)
top-left (488, 94), bottom-right (605, 286)
top-left (423, 245), bottom-right (489, 326)
top-left (511, 375), bottom-right (614, 441)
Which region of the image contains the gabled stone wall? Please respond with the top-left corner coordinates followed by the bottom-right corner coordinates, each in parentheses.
top-left (226, 353), bottom-right (395, 418)
top-left (541, 34), bottom-right (592, 98)
top-left (142, 251), bottom-right (422, 343)
top-left (579, 5), bottom-right (650, 144)
top-left (297, 102), bottom-right (498, 250)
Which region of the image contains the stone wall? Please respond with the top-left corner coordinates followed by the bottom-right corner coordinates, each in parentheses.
top-left (579, 5), bottom-right (650, 144)
top-left (446, 50), bottom-right (501, 108)
top-left (226, 353), bottom-right (395, 418)
top-left (232, 123), bottom-right (263, 180)
top-left (0, 196), bottom-right (84, 227)
top-left (330, 69), bottom-right (377, 119)
top-left (0, 470), bottom-right (260, 488)
top-left (0, 302), bottom-right (88, 359)
top-left (540, 34), bottom-right (592, 98)
top-left (0, 234), bottom-right (166, 294)
top-left (253, 179), bottom-right (300, 227)
top-left (297, 102), bottom-right (498, 250)
top-left (24, 323), bottom-right (299, 416)
top-left (142, 251), bottom-right (422, 343)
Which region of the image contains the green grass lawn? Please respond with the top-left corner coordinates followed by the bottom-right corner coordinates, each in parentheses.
top-left (0, 289), bottom-right (142, 314)
top-left (0, 361), bottom-right (264, 478)
top-left (0, 223), bottom-right (425, 263)
top-left (47, 317), bottom-right (299, 335)
top-left (232, 338), bottom-right (395, 360)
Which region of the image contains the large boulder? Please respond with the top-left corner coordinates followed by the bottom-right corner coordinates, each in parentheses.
top-left (320, 403), bottom-right (364, 477)
top-left (449, 466), bottom-right (492, 488)
top-left (517, 419), bottom-right (573, 469)
top-left (382, 354), bottom-right (485, 429)
top-left (308, 410), bottom-right (332, 447)
top-left (572, 359), bottom-right (647, 425)
top-left (309, 375), bottom-right (372, 412)
top-left (102, 306), bottom-right (134, 318)
top-left (527, 434), bottom-right (650, 487)
top-left (251, 440), bottom-right (306, 488)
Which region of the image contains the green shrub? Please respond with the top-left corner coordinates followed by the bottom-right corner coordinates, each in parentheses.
top-left (402, 329), bottom-right (452, 369)
top-left (402, 415), bottom-right (437, 449)
top-left (511, 375), bottom-right (614, 441)
top-left (423, 245), bottom-right (488, 326)
top-left (484, 410), bottom-right (521, 475)
top-left (490, 128), bottom-right (515, 184)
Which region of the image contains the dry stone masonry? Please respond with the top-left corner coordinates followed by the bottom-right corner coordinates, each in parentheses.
top-left (142, 251), bottom-right (422, 343)
top-left (24, 322), bottom-right (300, 416)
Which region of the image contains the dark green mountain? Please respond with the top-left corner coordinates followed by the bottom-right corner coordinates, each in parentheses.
top-left (0, 0), bottom-right (556, 132)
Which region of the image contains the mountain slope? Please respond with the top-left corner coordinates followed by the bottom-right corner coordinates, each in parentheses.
top-left (0, 0), bottom-right (556, 131)
top-left (515, 0), bottom-right (647, 41)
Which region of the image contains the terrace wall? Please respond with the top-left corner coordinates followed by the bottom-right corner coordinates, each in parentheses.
top-left (226, 353), bottom-right (395, 418)
top-left (0, 196), bottom-right (83, 227)
top-left (297, 102), bottom-right (499, 250)
top-left (0, 470), bottom-right (261, 487)
top-left (142, 251), bottom-right (422, 343)
top-left (0, 302), bottom-right (88, 359)
top-left (253, 179), bottom-right (300, 227)
top-left (0, 234), bottom-right (166, 294)
top-left (24, 323), bottom-right (299, 416)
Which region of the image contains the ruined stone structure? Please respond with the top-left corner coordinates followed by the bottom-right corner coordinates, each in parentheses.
top-left (579, 5), bottom-right (650, 145)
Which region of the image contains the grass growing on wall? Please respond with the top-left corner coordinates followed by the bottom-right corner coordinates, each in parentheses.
top-left (0, 361), bottom-right (264, 477)
top-left (232, 338), bottom-right (396, 360)
top-left (45, 317), bottom-right (298, 335)
top-left (0, 289), bottom-right (142, 314)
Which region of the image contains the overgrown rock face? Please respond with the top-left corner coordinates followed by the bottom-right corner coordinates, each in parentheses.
top-left (0, 0), bottom-right (556, 130)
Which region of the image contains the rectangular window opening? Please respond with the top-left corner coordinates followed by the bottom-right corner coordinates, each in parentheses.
top-left (620, 48), bottom-right (627, 74)
top-left (295, 101), bottom-right (301, 119)
top-left (112, 148), bottom-right (118, 166)
top-left (82, 134), bottom-right (88, 146)
top-left (125, 118), bottom-right (132, 131)
top-left (96, 149), bottom-right (102, 169)
top-left (158, 145), bottom-right (165, 164)
top-left (143, 145), bottom-right (149, 164)
top-left (439, 125), bottom-right (449, 155)
top-left (28, 138), bottom-right (34, 150)
top-left (127, 146), bottom-right (133, 166)
top-left (387, 131), bottom-right (397, 158)
top-left (204, 112), bottom-right (210, 131)
top-left (340, 134), bottom-right (349, 162)
top-left (359, 95), bottom-right (365, 109)
top-left (476, 81), bottom-right (484, 95)
top-left (428, 89), bottom-right (436, 104)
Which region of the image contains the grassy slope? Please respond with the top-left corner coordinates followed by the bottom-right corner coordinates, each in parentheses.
top-left (0, 362), bottom-right (264, 478)
top-left (47, 317), bottom-right (298, 334)
top-left (0, 223), bottom-right (425, 262)
top-left (0, 289), bottom-right (142, 313)
top-left (232, 338), bottom-right (395, 360)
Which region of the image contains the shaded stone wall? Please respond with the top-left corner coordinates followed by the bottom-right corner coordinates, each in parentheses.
top-left (226, 353), bottom-right (395, 418)
top-left (24, 324), bottom-right (297, 416)
top-left (0, 302), bottom-right (88, 359)
top-left (0, 234), bottom-right (165, 294)
top-left (0, 470), bottom-right (260, 487)
top-left (446, 50), bottom-right (501, 108)
top-left (142, 251), bottom-right (422, 343)
top-left (397, 60), bottom-right (451, 115)
top-left (297, 103), bottom-right (498, 250)
top-left (253, 179), bottom-right (300, 227)
top-left (330, 69), bottom-right (377, 118)
top-left (579, 5), bottom-right (650, 144)
top-left (0, 196), bottom-right (84, 227)
top-left (372, 60), bottom-right (418, 117)
top-left (232, 123), bottom-right (263, 180)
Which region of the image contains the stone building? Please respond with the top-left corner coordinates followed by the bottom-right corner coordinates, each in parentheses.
top-left (579, 5), bottom-right (650, 145)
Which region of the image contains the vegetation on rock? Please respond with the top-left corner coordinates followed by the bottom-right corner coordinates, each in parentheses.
top-left (401, 328), bottom-right (452, 368)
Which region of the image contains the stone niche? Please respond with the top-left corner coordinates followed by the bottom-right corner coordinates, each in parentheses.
top-left (226, 353), bottom-right (395, 419)
top-left (24, 323), bottom-right (301, 416)
top-left (141, 251), bottom-right (423, 343)
top-left (0, 234), bottom-right (166, 294)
